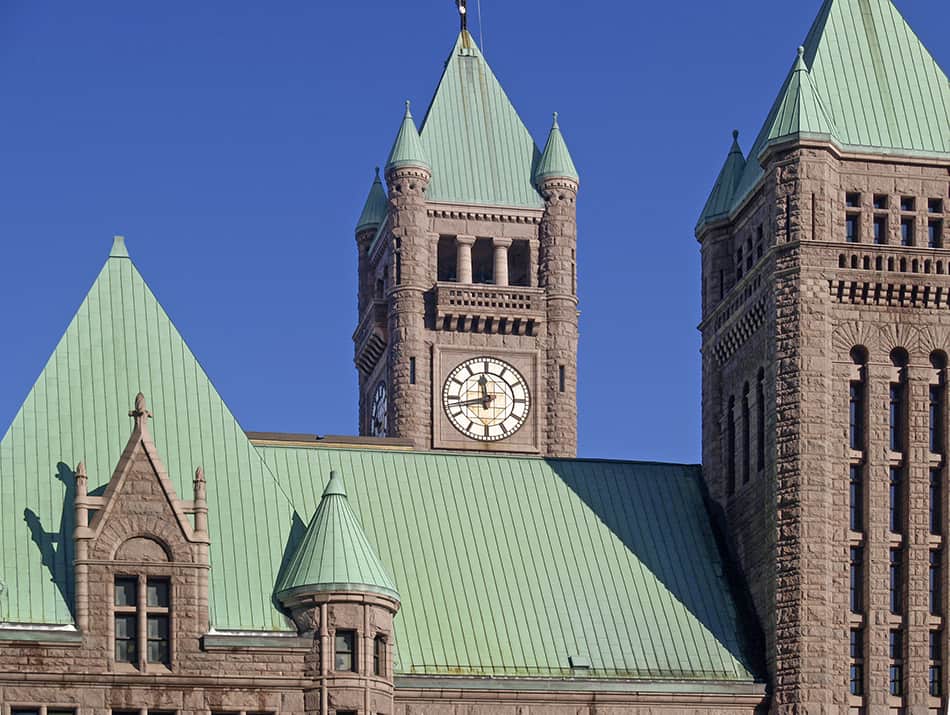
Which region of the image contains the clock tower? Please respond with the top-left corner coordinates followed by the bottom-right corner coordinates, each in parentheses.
top-left (352, 26), bottom-right (579, 457)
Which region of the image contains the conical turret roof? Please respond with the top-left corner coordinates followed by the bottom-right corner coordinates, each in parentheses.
top-left (764, 47), bottom-right (836, 145)
top-left (385, 102), bottom-right (429, 173)
top-left (355, 168), bottom-right (388, 234)
top-left (534, 113), bottom-right (579, 185)
top-left (696, 131), bottom-right (746, 229)
top-left (275, 472), bottom-right (399, 602)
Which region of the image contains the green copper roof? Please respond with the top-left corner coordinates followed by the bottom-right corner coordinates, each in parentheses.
top-left (259, 445), bottom-right (761, 681)
top-left (765, 47), bottom-right (837, 144)
top-left (713, 0), bottom-right (950, 221)
top-left (385, 102), bottom-right (430, 173)
top-left (419, 31), bottom-right (544, 209)
top-left (355, 168), bottom-right (388, 234)
top-left (276, 471), bottom-right (399, 602)
top-left (534, 113), bottom-right (579, 185)
top-left (697, 131), bottom-right (747, 229)
top-left (0, 241), bottom-right (298, 629)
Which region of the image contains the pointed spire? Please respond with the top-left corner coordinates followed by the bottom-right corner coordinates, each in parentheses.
top-left (110, 235), bottom-right (130, 259)
top-left (696, 130), bottom-right (747, 229)
top-left (535, 112), bottom-right (579, 185)
top-left (355, 167), bottom-right (389, 234)
top-left (75, 461), bottom-right (88, 497)
top-left (764, 45), bottom-right (836, 146)
top-left (129, 392), bottom-right (152, 432)
top-left (385, 101), bottom-right (430, 174)
top-left (275, 471), bottom-right (399, 603)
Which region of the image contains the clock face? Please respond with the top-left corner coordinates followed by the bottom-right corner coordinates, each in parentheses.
top-left (442, 357), bottom-right (530, 442)
top-left (371, 381), bottom-right (387, 437)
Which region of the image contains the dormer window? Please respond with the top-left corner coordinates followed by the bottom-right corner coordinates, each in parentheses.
top-left (114, 575), bottom-right (171, 669)
top-left (334, 630), bottom-right (357, 672)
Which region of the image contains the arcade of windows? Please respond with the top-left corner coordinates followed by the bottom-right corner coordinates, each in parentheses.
top-left (847, 346), bottom-right (947, 709)
top-left (437, 235), bottom-right (533, 288)
top-left (843, 192), bottom-right (945, 249)
top-left (725, 367), bottom-right (767, 497)
top-left (334, 629), bottom-right (388, 677)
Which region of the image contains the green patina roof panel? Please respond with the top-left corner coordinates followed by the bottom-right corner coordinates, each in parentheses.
top-left (355, 169), bottom-right (389, 233)
top-left (259, 445), bottom-right (760, 681)
top-left (0, 242), bottom-right (297, 630)
top-left (276, 471), bottom-right (399, 601)
top-left (386, 103), bottom-right (430, 173)
top-left (697, 132), bottom-right (747, 228)
top-left (419, 31), bottom-right (544, 209)
top-left (535, 113), bottom-right (579, 184)
top-left (711, 0), bottom-right (950, 221)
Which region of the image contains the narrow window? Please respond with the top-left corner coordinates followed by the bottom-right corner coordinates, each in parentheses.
top-left (559, 365), bottom-right (566, 393)
top-left (930, 630), bottom-right (943, 697)
top-left (719, 268), bottom-right (724, 300)
top-left (889, 629), bottom-right (904, 696)
top-left (850, 628), bottom-right (864, 695)
top-left (374, 635), bottom-right (385, 676)
top-left (756, 225), bottom-right (764, 258)
top-left (846, 192), bottom-right (861, 208)
top-left (850, 465), bottom-right (864, 532)
top-left (931, 468), bottom-right (942, 536)
top-left (873, 216), bottom-right (887, 244)
top-left (471, 238), bottom-right (494, 284)
top-left (890, 383), bottom-right (904, 452)
top-left (931, 219), bottom-right (944, 249)
top-left (114, 577), bottom-right (138, 664)
top-left (849, 382), bottom-right (864, 450)
top-left (742, 383), bottom-right (751, 484)
top-left (756, 369), bottom-right (766, 471)
top-left (394, 238), bottom-right (402, 285)
top-left (846, 214), bottom-right (860, 242)
top-left (146, 577), bottom-right (170, 666)
top-left (931, 550), bottom-right (942, 616)
top-left (850, 546), bottom-right (864, 613)
top-left (409, 357), bottom-right (416, 385)
top-left (437, 236), bottom-right (458, 282)
top-left (507, 240), bottom-right (531, 287)
top-left (736, 248), bottom-right (743, 280)
top-left (571, 248), bottom-right (577, 295)
top-left (900, 218), bottom-right (914, 246)
top-left (900, 196), bottom-right (915, 212)
top-left (932, 384), bottom-right (944, 453)
top-left (931, 198), bottom-right (945, 214)
top-left (745, 239), bottom-right (753, 270)
top-left (726, 397), bottom-right (736, 496)
top-left (890, 548), bottom-right (903, 614)
top-left (874, 194), bottom-right (888, 210)
top-left (890, 467), bottom-right (903, 534)
top-left (335, 630), bottom-right (357, 672)
top-left (786, 195), bottom-right (792, 240)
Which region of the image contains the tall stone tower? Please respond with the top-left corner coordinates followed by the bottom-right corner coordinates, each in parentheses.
top-left (352, 25), bottom-right (579, 456)
top-left (697, 0), bottom-right (950, 711)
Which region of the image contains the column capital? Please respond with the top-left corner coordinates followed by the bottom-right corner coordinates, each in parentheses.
top-left (492, 237), bottom-right (513, 248)
top-left (456, 234), bottom-right (476, 246)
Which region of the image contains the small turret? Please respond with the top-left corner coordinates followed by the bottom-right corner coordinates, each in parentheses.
top-left (356, 167), bottom-right (388, 236)
top-left (385, 101), bottom-right (430, 175)
top-left (535, 112), bottom-right (579, 186)
top-left (277, 471), bottom-right (400, 715)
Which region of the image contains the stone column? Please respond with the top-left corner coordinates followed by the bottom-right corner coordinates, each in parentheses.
top-left (493, 238), bottom-right (512, 287)
top-left (456, 235), bottom-right (475, 283)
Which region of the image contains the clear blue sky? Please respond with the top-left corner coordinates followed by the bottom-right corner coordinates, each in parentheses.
top-left (1, 1), bottom-right (947, 462)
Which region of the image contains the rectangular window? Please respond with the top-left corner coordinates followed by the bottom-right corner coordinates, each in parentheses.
top-left (409, 357), bottom-right (416, 385)
top-left (374, 635), bottom-right (385, 676)
top-left (742, 389), bottom-right (751, 484)
top-left (147, 614), bottom-right (170, 665)
top-left (850, 546), bottom-right (864, 614)
top-left (850, 465), bottom-right (864, 532)
top-left (930, 198), bottom-right (944, 214)
top-left (874, 194), bottom-right (889, 210)
top-left (726, 399), bottom-right (736, 496)
top-left (900, 218), bottom-right (914, 246)
top-left (850, 628), bottom-right (864, 695)
top-left (719, 268), bottom-right (724, 300)
top-left (757, 374), bottom-right (766, 471)
top-left (850, 382), bottom-right (864, 450)
top-left (931, 468), bottom-right (943, 536)
top-left (891, 548), bottom-right (903, 614)
top-left (890, 383), bottom-right (904, 452)
top-left (394, 238), bottom-right (402, 285)
top-left (900, 196), bottom-right (915, 212)
top-left (931, 630), bottom-right (943, 697)
top-left (146, 577), bottom-right (170, 666)
top-left (559, 365), bottom-right (566, 393)
top-left (889, 629), bottom-right (904, 697)
top-left (846, 192), bottom-right (861, 208)
top-left (890, 467), bottom-right (904, 534)
top-left (874, 216), bottom-right (887, 244)
top-left (931, 220), bottom-right (944, 249)
top-left (115, 577), bottom-right (137, 606)
top-left (736, 248), bottom-right (743, 281)
top-left (335, 630), bottom-right (357, 672)
top-left (114, 577), bottom-right (138, 664)
top-left (846, 214), bottom-right (860, 242)
top-left (931, 550), bottom-right (942, 616)
top-left (932, 384), bottom-right (944, 453)
top-left (757, 225), bottom-right (764, 258)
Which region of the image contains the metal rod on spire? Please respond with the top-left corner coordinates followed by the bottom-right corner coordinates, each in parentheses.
top-left (456, 0), bottom-right (468, 32)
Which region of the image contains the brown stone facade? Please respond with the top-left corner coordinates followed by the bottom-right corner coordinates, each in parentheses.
top-left (700, 138), bottom-right (950, 713)
top-left (353, 173), bottom-right (580, 457)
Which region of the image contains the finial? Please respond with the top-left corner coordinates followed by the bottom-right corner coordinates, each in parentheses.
top-left (194, 466), bottom-right (205, 484)
top-left (374, 166), bottom-right (380, 179)
top-left (552, 111), bottom-right (559, 129)
top-left (76, 461), bottom-right (87, 480)
top-left (110, 235), bottom-right (130, 259)
top-left (456, 0), bottom-right (467, 32)
top-left (797, 45), bottom-right (805, 58)
top-left (129, 392), bottom-right (152, 427)
top-left (404, 99), bottom-right (412, 117)
top-left (732, 129), bottom-right (739, 141)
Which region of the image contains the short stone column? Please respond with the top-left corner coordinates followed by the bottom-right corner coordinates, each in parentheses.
top-left (456, 235), bottom-right (475, 283)
top-left (493, 237), bottom-right (512, 287)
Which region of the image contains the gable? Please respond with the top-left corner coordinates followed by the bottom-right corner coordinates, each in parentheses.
top-left (0, 244), bottom-right (297, 629)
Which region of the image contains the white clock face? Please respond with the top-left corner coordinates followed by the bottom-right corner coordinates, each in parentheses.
top-left (371, 381), bottom-right (387, 437)
top-left (442, 357), bottom-right (530, 441)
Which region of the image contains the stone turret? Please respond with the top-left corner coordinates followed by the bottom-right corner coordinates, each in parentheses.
top-left (355, 168), bottom-right (388, 315)
top-left (384, 102), bottom-right (431, 449)
top-left (277, 471), bottom-right (400, 715)
top-left (536, 113), bottom-right (580, 457)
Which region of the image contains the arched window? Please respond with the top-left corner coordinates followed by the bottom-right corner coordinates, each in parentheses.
top-left (756, 368), bottom-right (766, 472)
top-left (849, 346), bottom-right (868, 451)
top-left (726, 396), bottom-right (736, 496)
top-left (890, 348), bottom-right (909, 453)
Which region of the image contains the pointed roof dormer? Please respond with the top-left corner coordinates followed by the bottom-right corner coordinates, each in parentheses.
top-left (534, 112), bottom-right (579, 186)
top-left (275, 471), bottom-right (399, 603)
top-left (385, 101), bottom-right (430, 174)
top-left (763, 47), bottom-right (836, 149)
top-left (355, 167), bottom-right (388, 234)
top-left (696, 130), bottom-right (747, 231)
top-left (419, 30), bottom-right (544, 209)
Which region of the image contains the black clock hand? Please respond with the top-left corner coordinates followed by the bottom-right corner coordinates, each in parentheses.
top-left (450, 395), bottom-right (496, 408)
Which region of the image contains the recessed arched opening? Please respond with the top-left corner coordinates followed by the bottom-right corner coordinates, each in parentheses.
top-left (851, 346), bottom-right (869, 365)
top-left (890, 347), bottom-right (909, 368)
top-left (932, 351), bottom-right (948, 370)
